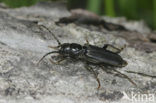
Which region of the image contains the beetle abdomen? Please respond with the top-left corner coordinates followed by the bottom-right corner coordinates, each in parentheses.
top-left (85, 45), bottom-right (127, 67)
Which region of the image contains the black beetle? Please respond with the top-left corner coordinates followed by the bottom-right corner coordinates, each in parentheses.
top-left (38, 25), bottom-right (136, 89)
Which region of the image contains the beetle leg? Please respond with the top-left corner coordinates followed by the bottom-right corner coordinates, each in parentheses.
top-left (85, 36), bottom-right (90, 45)
top-left (85, 64), bottom-right (101, 89)
top-left (112, 69), bottom-right (137, 87)
top-left (103, 44), bottom-right (125, 53)
top-left (101, 66), bottom-right (137, 87)
top-left (49, 58), bottom-right (65, 65)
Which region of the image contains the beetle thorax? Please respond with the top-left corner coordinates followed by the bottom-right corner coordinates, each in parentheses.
top-left (59, 43), bottom-right (85, 58)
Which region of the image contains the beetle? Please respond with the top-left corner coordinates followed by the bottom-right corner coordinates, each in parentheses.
top-left (38, 25), bottom-right (137, 89)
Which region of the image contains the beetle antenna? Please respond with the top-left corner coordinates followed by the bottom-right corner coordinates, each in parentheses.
top-left (126, 71), bottom-right (156, 78)
top-left (37, 51), bottom-right (59, 65)
top-left (40, 25), bottom-right (61, 46)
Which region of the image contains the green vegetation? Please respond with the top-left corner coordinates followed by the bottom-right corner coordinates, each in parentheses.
top-left (0, 0), bottom-right (155, 29)
top-left (87, 0), bottom-right (101, 15)
top-left (1, 0), bottom-right (38, 8)
top-left (118, 0), bottom-right (138, 19)
top-left (153, 0), bottom-right (156, 29)
top-left (104, 0), bottom-right (115, 17)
